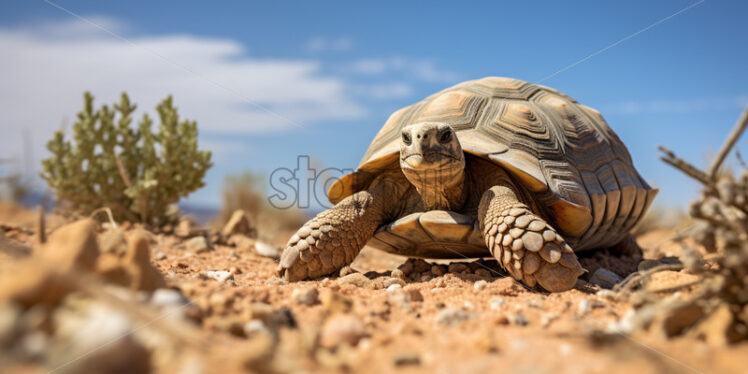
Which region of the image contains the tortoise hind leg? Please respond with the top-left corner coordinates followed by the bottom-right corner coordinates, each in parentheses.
top-left (478, 185), bottom-right (586, 292)
top-left (278, 176), bottom-right (405, 281)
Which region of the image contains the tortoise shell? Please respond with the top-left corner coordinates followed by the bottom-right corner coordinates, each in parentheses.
top-left (328, 77), bottom-right (657, 255)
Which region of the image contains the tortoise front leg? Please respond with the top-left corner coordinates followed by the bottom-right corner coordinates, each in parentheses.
top-left (478, 184), bottom-right (586, 292)
top-left (278, 177), bottom-right (404, 281)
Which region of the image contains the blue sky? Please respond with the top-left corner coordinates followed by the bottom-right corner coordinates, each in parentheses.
top-left (1, 0), bottom-right (747, 211)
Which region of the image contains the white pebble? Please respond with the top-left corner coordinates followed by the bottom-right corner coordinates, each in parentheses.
top-left (200, 270), bottom-right (234, 283)
top-left (386, 284), bottom-right (402, 292)
top-left (489, 297), bottom-right (505, 310)
top-left (473, 280), bottom-right (488, 290)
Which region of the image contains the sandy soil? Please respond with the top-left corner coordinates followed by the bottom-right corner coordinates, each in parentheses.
top-left (0, 203), bottom-right (746, 374)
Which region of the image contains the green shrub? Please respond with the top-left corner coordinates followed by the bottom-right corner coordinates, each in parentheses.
top-left (41, 92), bottom-right (212, 226)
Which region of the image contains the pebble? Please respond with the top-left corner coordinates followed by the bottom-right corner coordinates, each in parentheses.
top-left (511, 313), bottom-right (529, 326)
top-left (243, 319), bottom-right (268, 337)
top-left (337, 273), bottom-right (372, 288)
top-left (320, 314), bottom-right (366, 348)
top-left (474, 268), bottom-right (492, 278)
top-left (398, 261), bottom-right (414, 276)
top-left (435, 308), bottom-right (475, 326)
top-left (254, 241), bottom-right (280, 259)
top-left (384, 277), bottom-right (406, 288)
top-left (448, 263), bottom-right (469, 273)
top-left (291, 288), bottom-right (319, 305)
top-left (391, 269), bottom-right (406, 280)
top-left (431, 265), bottom-right (446, 276)
top-left (473, 280), bottom-right (488, 291)
top-left (412, 260), bottom-right (431, 273)
top-left (185, 236), bottom-right (211, 253)
top-left (321, 290), bottom-right (353, 313)
top-left (150, 288), bottom-right (190, 307)
top-left (200, 270), bottom-right (234, 283)
top-left (393, 353), bottom-right (421, 366)
top-left (588, 267), bottom-right (623, 289)
top-left (153, 249), bottom-right (166, 260)
top-left (489, 297), bottom-right (505, 310)
top-left (386, 284), bottom-right (402, 292)
top-left (405, 289), bottom-right (424, 302)
top-left (222, 210), bottom-right (254, 237)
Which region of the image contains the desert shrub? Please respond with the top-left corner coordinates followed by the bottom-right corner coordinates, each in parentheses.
top-left (41, 92), bottom-right (212, 226)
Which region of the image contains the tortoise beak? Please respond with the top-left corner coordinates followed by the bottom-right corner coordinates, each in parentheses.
top-left (405, 154), bottom-right (424, 168)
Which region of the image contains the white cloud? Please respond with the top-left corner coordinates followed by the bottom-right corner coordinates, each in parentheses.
top-left (601, 95), bottom-right (748, 115)
top-left (350, 57), bottom-right (460, 83)
top-left (0, 18), bottom-right (366, 142)
top-left (304, 37), bottom-right (353, 52)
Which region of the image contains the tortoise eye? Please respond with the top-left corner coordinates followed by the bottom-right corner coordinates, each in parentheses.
top-left (439, 130), bottom-right (452, 143)
top-left (402, 132), bottom-right (412, 145)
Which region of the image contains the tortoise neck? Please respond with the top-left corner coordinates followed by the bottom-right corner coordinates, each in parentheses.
top-left (403, 164), bottom-right (467, 211)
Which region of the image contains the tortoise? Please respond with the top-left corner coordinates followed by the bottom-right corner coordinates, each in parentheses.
top-left (278, 77), bottom-right (657, 292)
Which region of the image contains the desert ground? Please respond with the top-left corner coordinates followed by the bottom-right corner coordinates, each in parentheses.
top-left (0, 201), bottom-right (746, 374)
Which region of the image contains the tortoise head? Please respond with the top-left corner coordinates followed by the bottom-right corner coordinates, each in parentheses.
top-left (399, 122), bottom-right (466, 209)
top-left (399, 122), bottom-right (465, 171)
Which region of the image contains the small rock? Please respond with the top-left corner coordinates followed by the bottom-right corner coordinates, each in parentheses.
top-left (221, 210), bottom-right (256, 237)
top-left (431, 265), bottom-right (446, 276)
top-left (243, 319), bottom-right (268, 337)
top-left (588, 267), bottom-right (622, 289)
top-left (386, 284), bottom-right (402, 292)
top-left (337, 273), bottom-right (371, 288)
top-left (412, 259), bottom-right (431, 273)
top-left (185, 236), bottom-right (211, 253)
top-left (320, 290), bottom-right (353, 313)
top-left (404, 288), bottom-right (424, 302)
top-left (254, 241), bottom-right (280, 258)
top-left (320, 314), bottom-right (365, 348)
top-left (474, 268), bottom-right (492, 278)
top-left (291, 288), bottom-right (319, 305)
top-left (448, 263), bottom-right (469, 273)
top-left (397, 261), bottom-right (414, 276)
top-left (153, 249), bottom-right (166, 260)
top-left (511, 313), bottom-right (529, 326)
top-left (489, 297), bottom-right (505, 310)
top-left (175, 218), bottom-right (197, 238)
top-left (384, 277), bottom-right (406, 288)
top-left (474, 280), bottom-right (488, 291)
top-left (435, 308), bottom-right (475, 326)
top-left (248, 302), bottom-right (274, 322)
top-left (151, 288), bottom-right (190, 307)
top-left (391, 269), bottom-right (406, 280)
top-left (393, 353), bottom-right (421, 366)
top-left (200, 270), bottom-right (234, 283)
top-left (123, 231), bottom-right (167, 291)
